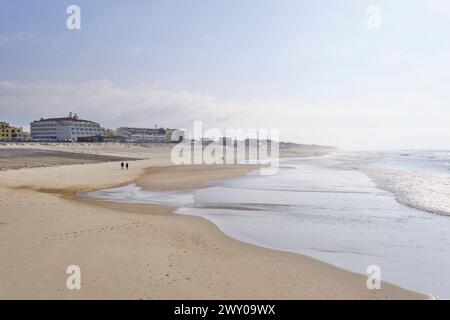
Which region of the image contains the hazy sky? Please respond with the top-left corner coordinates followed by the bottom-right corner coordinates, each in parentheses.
top-left (1, 0), bottom-right (450, 150)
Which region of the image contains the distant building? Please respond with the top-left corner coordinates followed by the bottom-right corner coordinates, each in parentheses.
top-left (102, 129), bottom-right (125, 142)
top-left (0, 121), bottom-right (27, 141)
top-left (201, 137), bottom-right (214, 144)
top-left (116, 126), bottom-right (184, 143)
top-left (30, 113), bottom-right (106, 142)
top-left (16, 131), bottom-right (32, 142)
top-left (166, 128), bottom-right (185, 143)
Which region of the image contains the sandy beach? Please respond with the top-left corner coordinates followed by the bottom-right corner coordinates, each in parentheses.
top-left (0, 144), bottom-right (427, 299)
top-left (0, 148), bottom-right (139, 171)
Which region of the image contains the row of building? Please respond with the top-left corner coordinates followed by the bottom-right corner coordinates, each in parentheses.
top-left (115, 127), bottom-right (184, 143)
top-left (0, 121), bottom-right (30, 142)
top-left (0, 113), bottom-right (185, 143)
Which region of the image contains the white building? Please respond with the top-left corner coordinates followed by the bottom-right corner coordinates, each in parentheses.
top-left (116, 127), bottom-right (184, 143)
top-left (30, 113), bottom-right (106, 142)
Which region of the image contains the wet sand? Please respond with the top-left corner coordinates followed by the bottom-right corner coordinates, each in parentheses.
top-left (0, 145), bottom-right (427, 299)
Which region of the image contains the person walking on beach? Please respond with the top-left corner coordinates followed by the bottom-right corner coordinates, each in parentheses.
top-left (126, 163), bottom-right (129, 170)
top-left (121, 162), bottom-right (124, 170)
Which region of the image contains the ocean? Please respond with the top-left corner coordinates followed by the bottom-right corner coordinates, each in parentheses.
top-left (84, 151), bottom-right (450, 298)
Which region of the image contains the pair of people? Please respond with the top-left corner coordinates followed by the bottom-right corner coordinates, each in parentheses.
top-left (121, 162), bottom-right (129, 170)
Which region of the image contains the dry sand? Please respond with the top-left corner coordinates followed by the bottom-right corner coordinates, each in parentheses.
top-left (0, 144), bottom-right (427, 299)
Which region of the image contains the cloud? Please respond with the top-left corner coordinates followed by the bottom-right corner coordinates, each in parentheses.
top-left (0, 35), bottom-right (7, 46)
top-left (0, 80), bottom-right (312, 143)
top-left (0, 80), bottom-right (244, 130)
top-left (1, 80), bottom-right (450, 150)
top-left (129, 45), bottom-right (145, 55)
top-left (0, 32), bottom-right (43, 47)
top-left (336, 47), bottom-right (353, 57)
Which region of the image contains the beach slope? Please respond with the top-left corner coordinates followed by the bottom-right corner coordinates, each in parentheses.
top-left (0, 148), bottom-right (426, 299)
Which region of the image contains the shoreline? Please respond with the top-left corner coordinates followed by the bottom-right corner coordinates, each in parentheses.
top-left (78, 164), bottom-right (428, 299)
top-left (0, 153), bottom-right (428, 299)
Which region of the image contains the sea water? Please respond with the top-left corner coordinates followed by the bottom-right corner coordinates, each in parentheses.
top-left (84, 151), bottom-right (450, 298)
